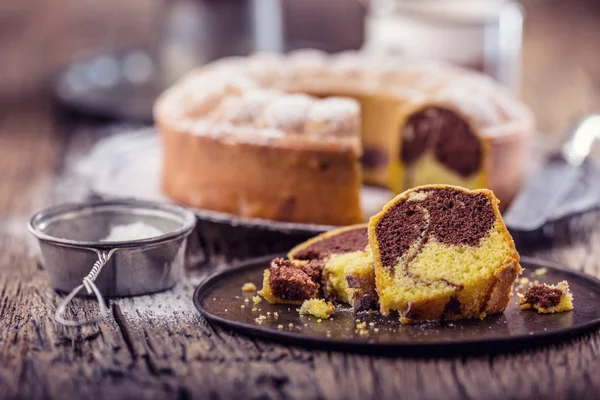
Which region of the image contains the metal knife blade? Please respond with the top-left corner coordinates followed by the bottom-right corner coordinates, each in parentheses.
top-left (504, 115), bottom-right (600, 232)
top-left (504, 155), bottom-right (584, 231)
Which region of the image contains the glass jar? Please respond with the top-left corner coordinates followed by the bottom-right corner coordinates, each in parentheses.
top-left (363, 0), bottom-right (524, 93)
top-left (158, 0), bottom-right (284, 84)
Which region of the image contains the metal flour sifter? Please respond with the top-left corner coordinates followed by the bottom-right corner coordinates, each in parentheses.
top-left (28, 199), bottom-right (196, 327)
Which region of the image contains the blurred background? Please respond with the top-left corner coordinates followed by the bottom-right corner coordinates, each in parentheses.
top-left (1, 0), bottom-right (600, 151)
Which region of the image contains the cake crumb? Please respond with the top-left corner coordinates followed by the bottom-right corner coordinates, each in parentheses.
top-left (212, 297), bottom-right (216, 301)
top-left (273, 311), bottom-right (279, 320)
top-left (519, 277), bottom-right (530, 286)
top-left (299, 299), bottom-right (335, 319)
top-left (288, 323), bottom-right (294, 328)
top-left (252, 295), bottom-right (262, 304)
top-left (252, 307), bottom-right (258, 312)
top-left (356, 321), bottom-right (367, 329)
top-left (369, 322), bottom-right (375, 327)
top-left (534, 268), bottom-right (548, 276)
top-left (242, 282), bottom-right (257, 292)
top-left (255, 315), bottom-right (267, 324)
top-left (373, 328), bottom-right (380, 333)
top-left (317, 319), bottom-right (322, 323)
top-left (241, 305), bottom-right (245, 309)
top-left (277, 324), bottom-right (284, 330)
top-left (519, 281), bottom-right (573, 314)
top-left (244, 298), bottom-right (249, 303)
top-left (267, 312), bottom-right (271, 316)
top-left (224, 309), bottom-right (228, 312)
top-left (358, 329), bottom-right (369, 336)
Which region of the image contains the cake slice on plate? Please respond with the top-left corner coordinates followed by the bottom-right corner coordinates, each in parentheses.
top-left (258, 258), bottom-right (321, 304)
top-left (368, 184), bottom-right (521, 323)
top-left (259, 225), bottom-right (378, 312)
top-left (289, 224), bottom-right (378, 312)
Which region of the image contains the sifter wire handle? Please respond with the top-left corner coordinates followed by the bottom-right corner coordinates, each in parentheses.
top-left (55, 249), bottom-right (116, 327)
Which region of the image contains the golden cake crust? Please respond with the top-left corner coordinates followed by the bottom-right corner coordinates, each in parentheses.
top-left (288, 224), bottom-right (368, 260)
top-left (160, 120), bottom-right (363, 225)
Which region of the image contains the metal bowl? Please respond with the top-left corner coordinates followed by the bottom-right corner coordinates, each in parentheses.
top-left (28, 199), bottom-right (196, 326)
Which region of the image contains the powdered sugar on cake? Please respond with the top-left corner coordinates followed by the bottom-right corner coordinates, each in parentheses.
top-left (255, 94), bottom-right (312, 132)
top-left (308, 97), bottom-right (359, 123)
top-left (156, 50), bottom-right (533, 141)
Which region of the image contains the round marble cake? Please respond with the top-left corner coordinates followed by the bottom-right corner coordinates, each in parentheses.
top-left (155, 50), bottom-right (534, 225)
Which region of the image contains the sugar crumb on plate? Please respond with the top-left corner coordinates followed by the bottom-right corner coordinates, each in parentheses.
top-left (242, 282), bottom-right (257, 292)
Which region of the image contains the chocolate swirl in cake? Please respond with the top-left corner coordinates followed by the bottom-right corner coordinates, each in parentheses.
top-left (401, 107), bottom-right (482, 177)
top-left (375, 187), bottom-right (496, 291)
top-left (293, 227), bottom-right (368, 261)
top-left (522, 284), bottom-right (563, 309)
top-left (268, 258), bottom-right (320, 301)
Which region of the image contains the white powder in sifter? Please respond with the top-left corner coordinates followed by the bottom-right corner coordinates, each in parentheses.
top-left (100, 221), bottom-right (164, 242)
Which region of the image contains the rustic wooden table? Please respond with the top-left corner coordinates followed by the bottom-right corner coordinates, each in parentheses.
top-left (2, 1), bottom-right (600, 399)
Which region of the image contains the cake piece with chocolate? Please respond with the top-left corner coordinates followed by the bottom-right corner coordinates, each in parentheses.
top-left (519, 281), bottom-right (573, 314)
top-left (259, 225), bottom-right (377, 311)
top-left (299, 299), bottom-right (335, 319)
top-left (258, 258), bottom-right (320, 304)
top-left (369, 184), bottom-right (521, 324)
top-left (289, 224), bottom-right (378, 312)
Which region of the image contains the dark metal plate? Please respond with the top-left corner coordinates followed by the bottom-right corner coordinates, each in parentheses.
top-left (193, 256), bottom-right (600, 355)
